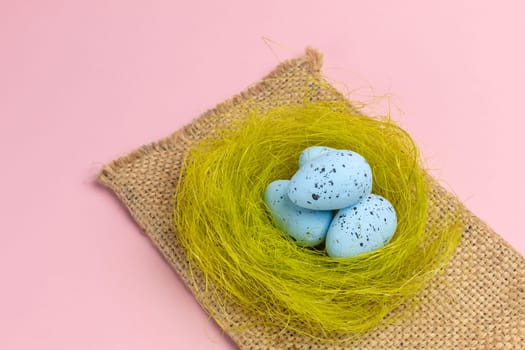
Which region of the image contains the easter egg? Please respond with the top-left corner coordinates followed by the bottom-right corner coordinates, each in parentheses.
top-left (264, 180), bottom-right (333, 247)
top-left (325, 194), bottom-right (397, 258)
top-left (298, 146), bottom-right (336, 168)
top-left (288, 150), bottom-right (373, 210)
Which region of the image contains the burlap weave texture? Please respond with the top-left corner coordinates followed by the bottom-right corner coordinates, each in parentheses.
top-left (98, 48), bottom-right (525, 349)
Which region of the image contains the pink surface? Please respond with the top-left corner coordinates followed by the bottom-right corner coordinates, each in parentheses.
top-left (1, 1), bottom-right (524, 349)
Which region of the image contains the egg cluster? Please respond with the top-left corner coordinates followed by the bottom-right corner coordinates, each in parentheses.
top-left (264, 146), bottom-right (398, 258)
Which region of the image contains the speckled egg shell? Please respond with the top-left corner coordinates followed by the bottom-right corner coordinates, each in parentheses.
top-left (288, 150), bottom-right (373, 210)
top-left (298, 146), bottom-right (336, 168)
top-left (264, 180), bottom-right (333, 247)
top-left (325, 194), bottom-right (397, 258)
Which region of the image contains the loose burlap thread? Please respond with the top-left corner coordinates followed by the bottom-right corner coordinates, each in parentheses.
top-left (98, 48), bottom-right (525, 349)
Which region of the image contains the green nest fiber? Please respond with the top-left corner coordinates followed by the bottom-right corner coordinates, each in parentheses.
top-left (174, 101), bottom-right (463, 340)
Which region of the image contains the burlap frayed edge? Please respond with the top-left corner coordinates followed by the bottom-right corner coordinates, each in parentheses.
top-left (99, 47), bottom-right (326, 183)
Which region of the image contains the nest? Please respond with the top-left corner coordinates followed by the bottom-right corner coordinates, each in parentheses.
top-left (174, 101), bottom-right (463, 340)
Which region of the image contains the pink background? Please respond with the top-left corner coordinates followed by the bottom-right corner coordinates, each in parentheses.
top-left (1, 1), bottom-right (524, 349)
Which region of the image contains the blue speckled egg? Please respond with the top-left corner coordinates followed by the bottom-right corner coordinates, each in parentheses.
top-left (325, 194), bottom-right (397, 258)
top-left (298, 146), bottom-right (336, 168)
top-left (288, 150), bottom-right (373, 210)
top-left (264, 180), bottom-right (333, 247)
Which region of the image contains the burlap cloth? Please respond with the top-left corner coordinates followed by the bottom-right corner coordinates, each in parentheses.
top-left (98, 48), bottom-right (525, 349)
